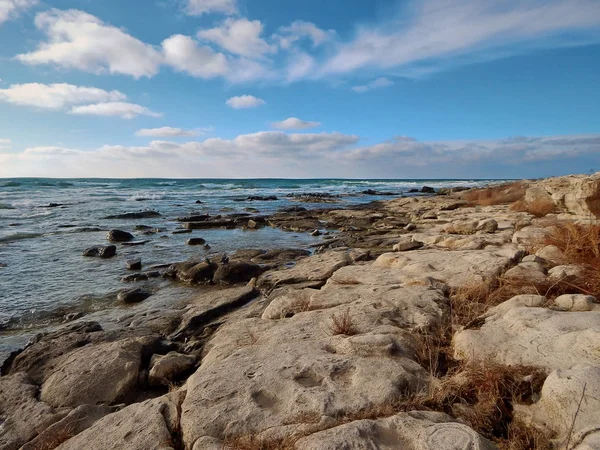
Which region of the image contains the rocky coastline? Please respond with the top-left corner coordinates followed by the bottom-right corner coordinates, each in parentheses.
top-left (2, 173), bottom-right (600, 449)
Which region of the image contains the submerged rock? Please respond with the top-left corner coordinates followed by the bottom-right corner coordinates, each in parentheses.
top-left (106, 229), bottom-right (134, 242)
top-left (126, 258), bottom-right (142, 270)
top-left (187, 237), bottom-right (206, 245)
top-left (82, 245), bottom-right (117, 258)
top-left (104, 211), bottom-right (161, 219)
top-left (117, 288), bottom-right (152, 304)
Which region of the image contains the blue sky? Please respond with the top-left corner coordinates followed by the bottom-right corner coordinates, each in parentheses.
top-left (0, 0), bottom-right (599, 178)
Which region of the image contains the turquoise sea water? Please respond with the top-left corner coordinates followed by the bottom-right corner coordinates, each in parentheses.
top-left (0, 178), bottom-right (494, 354)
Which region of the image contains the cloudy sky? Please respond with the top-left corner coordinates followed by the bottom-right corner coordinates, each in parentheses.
top-left (0, 0), bottom-right (599, 178)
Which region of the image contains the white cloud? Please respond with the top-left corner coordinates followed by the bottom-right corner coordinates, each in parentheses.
top-left (272, 117), bottom-right (321, 130)
top-left (276, 21), bottom-right (334, 49)
top-left (184, 0), bottom-right (237, 16)
top-left (162, 34), bottom-right (228, 78)
top-left (352, 77), bottom-right (394, 93)
top-left (16, 9), bottom-right (162, 78)
top-left (0, 138), bottom-right (11, 149)
top-left (69, 102), bottom-right (162, 119)
top-left (226, 95), bottom-right (265, 109)
top-left (0, 83), bottom-right (126, 110)
top-left (197, 18), bottom-right (274, 58)
top-left (0, 0), bottom-right (37, 26)
top-left (322, 0), bottom-right (600, 77)
top-left (135, 127), bottom-right (200, 137)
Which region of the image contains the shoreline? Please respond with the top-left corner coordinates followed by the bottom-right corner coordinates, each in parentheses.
top-left (2, 172), bottom-right (600, 449)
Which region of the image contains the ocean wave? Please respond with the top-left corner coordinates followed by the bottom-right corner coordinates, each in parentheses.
top-left (1, 181), bottom-right (21, 187)
top-left (0, 232), bottom-right (44, 243)
top-left (0, 203), bottom-right (15, 210)
top-left (128, 193), bottom-right (167, 201)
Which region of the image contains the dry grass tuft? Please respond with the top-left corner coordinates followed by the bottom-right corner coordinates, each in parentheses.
top-left (328, 309), bottom-right (358, 336)
top-left (462, 182), bottom-right (526, 206)
top-left (498, 418), bottom-right (554, 450)
top-left (450, 278), bottom-right (498, 329)
top-left (511, 199), bottom-right (557, 217)
top-left (543, 221), bottom-right (600, 264)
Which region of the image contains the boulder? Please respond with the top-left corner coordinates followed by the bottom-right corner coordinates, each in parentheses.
top-left (40, 338), bottom-right (148, 408)
top-left (502, 261), bottom-right (547, 285)
top-left (0, 372), bottom-right (67, 450)
top-left (106, 229), bottom-right (134, 242)
top-left (126, 258), bottom-right (142, 270)
top-left (476, 218), bottom-right (498, 233)
top-left (213, 261), bottom-right (266, 285)
top-left (187, 237), bottom-right (206, 245)
top-left (525, 172), bottom-right (600, 216)
top-left (117, 288), bottom-right (151, 304)
top-left (443, 219), bottom-right (479, 235)
top-left (554, 294), bottom-right (598, 311)
top-left (295, 411), bottom-right (496, 450)
top-left (535, 245), bottom-right (566, 265)
top-left (454, 306), bottom-right (600, 370)
top-left (164, 260), bottom-right (218, 284)
top-left (421, 186), bottom-right (435, 193)
top-left (148, 351), bottom-right (196, 386)
top-left (548, 264), bottom-right (585, 282)
top-left (56, 391), bottom-right (185, 450)
top-left (392, 238), bottom-right (424, 252)
top-left (82, 245), bottom-right (116, 258)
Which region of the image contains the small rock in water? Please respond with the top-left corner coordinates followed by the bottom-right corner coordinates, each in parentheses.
top-left (83, 245), bottom-right (117, 258)
top-left (173, 229), bottom-right (193, 235)
top-left (247, 219), bottom-right (257, 229)
top-left (204, 244), bottom-right (211, 250)
top-left (126, 258), bottom-right (142, 270)
top-left (122, 240), bottom-right (149, 246)
top-left (121, 273), bottom-right (149, 283)
top-left (0, 262), bottom-right (6, 268)
top-left (311, 229), bottom-right (322, 236)
top-left (195, 200), bottom-right (203, 204)
top-left (106, 229), bottom-right (134, 242)
top-left (45, 203), bottom-right (64, 208)
top-left (187, 238), bottom-right (206, 246)
top-left (421, 186), bottom-right (435, 193)
top-left (63, 312), bottom-right (83, 322)
top-left (117, 288), bottom-right (151, 304)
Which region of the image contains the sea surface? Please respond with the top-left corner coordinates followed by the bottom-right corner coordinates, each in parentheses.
top-left (0, 178), bottom-right (495, 357)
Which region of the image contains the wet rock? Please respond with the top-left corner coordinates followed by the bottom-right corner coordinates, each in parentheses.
top-left (164, 260), bottom-right (218, 284)
top-left (126, 258), bottom-right (142, 270)
top-left (104, 211), bottom-right (161, 219)
top-left (183, 219), bottom-right (233, 230)
top-left (361, 189), bottom-right (398, 195)
top-left (45, 202), bottom-right (64, 208)
top-left (0, 262), bottom-right (7, 267)
top-left (176, 214), bottom-right (210, 222)
top-left (173, 229), bottom-right (193, 234)
top-left (121, 273), bottom-right (149, 283)
top-left (121, 240), bottom-right (149, 246)
top-left (82, 245), bottom-right (117, 258)
top-left (56, 391), bottom-right (185, 450)
top-left (310, 229), bottom-right (322, 236)
top-left (421, 186), bottom-right (435, 193)
top-left (247, 219), bottom-right (258, 229)
top-left (106, 229), bottom-right (134, 242)
top-left (213, 261), bottom-right (266, 285)
top-left (148, 351), bottom-right (196, 386)
top-left (118, 288), bottom-right (152, 304)
top-left (280, 206), bottom-right (307, 213)
top-left (40, 337), bottom-right (151, 408)
top-left (234, 195), bottom-right (278, 201)
top-left (0, 372), bottom-right (67, 450)
top-left (187, 237), bottom-right (206, 245)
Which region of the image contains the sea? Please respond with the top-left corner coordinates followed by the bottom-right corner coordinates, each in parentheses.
top-left (0, 178), bottom-right (494, 359)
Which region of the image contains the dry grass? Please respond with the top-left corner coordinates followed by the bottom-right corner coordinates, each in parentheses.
top-left (462, 182), bottom-right (526, 206)
top-left (543, 221), bottom-right (600, 264)
top-left (498, 418), bottom-right (554, 450)
top-left (328, 309), bottom-right (358, 336)
top-left (511, 198), bottom-right (557, 217)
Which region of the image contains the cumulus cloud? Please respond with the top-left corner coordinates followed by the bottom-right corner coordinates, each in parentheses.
top-left (2, 133), bottom-right (599, 178)
top-left (0, 83), bottom-right (126, 110)
top-left (135, 127), bottom-right (200, 137)
top-left (322, 0), bottom-right (600, 77)
top-left (69, 102), bottom-right (162, 119)
top-left (16, 9), bottom-right (162, 78)
top-left (198, 18), bottom-right (275, 58)
top-left (162, 34), bottom-right (228, 78)
top-left (275, 21), bottom-right (335, 49)
top-left (272, 117), bottom-right (321, 130)
top-left (226, 95), bottom-right (265, 109)
top-left (352, 77), bottom-right (394, 93)
top-left (0, 0), bottom-right (37, 25)
top-left (184, 0), bottom-right (237, 16)
top-left (0, 138), bottom-right (11, 149)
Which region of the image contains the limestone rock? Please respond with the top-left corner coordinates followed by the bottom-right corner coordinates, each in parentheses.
top-left (454, 307), bottom-right (600, 370)
top-left (262, 288), bottom-right (314, 319)
top-left (477, 218), bottom-right (499, 233)
top-left (0, 372), bottom-right (67, 450)
top-left (213, 261), bottom-right (266, 285)
top-left (535, 245), bottom-right (566, 265)
top-left (502, 261), bottom-right (547, 285)
top-left (295, 411), bottom-right (497, 450)
top-left (56, 391), bottom-right (185, 450)
top-left (149, 351), bottom-right (196, 386)
top-left (548, 264), bottom-right (585, 282)
top-left (483, 295), bottom-right (547, 319)
top-left (512, 226), bottom-right (549, 246)
top-left (40, 338), bottom-right (148, 408)
top-left (392, 238), bottom-right (423, 252)
top-left (526, 172), bottom-right (600, 216)
top-left (443, 219), bottom-right (479, 235)
top-left (554, 294), bottom-right (598, 311)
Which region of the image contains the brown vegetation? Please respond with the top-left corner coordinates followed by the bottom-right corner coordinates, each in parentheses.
top-left (510, 198), bottom-right (557, 217)
top-left (328, 309), bottom-right (358, 336)
top-left (462, 182), bottom-right (526, 206)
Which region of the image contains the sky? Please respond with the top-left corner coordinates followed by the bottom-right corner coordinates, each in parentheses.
top-left (0, 0), bottom-right (599, 179)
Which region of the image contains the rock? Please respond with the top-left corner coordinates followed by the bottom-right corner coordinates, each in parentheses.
top-left (148, 351), bottom-right (196, 386)
top-left (476, 218), bottom-right (498, 233)
top-left (554, 294), bottom-right (597, 311)
top-left (83, 245), bottom-right (117, 258)
top-left (421, 186), bottom-right (435, 193)
top-left (512, 226), bottom-right (549, 246)
top-left (404, 223), bottom-right (417, 231)
top-left (361, 189), bottom-right (397, 195)
top-left (525, 172), bottom-right (600, 216)
top-left (56, 391), bottom-right (185, 450)
top-left (177, 214), bottom-right (210, 222)
top-left (173, 229), bottom-right (193, 234)
top-left (183, 219), bottom-right (232, 229)
top-left (262, 288), bottom-right (314, 319)
top-left (40, 338), bottom-right (149, 408)
top-left (279, 206), bottom-right (307, 213)
top-left (104, 211), bottom-right (161, 219)
top-left (45, 202), bottom-right (64, 208)
top-left (422, 211), bottom-right (437, 220)
top-left (454, 306), bottom-right (600, 370)
top-left (515, 365), bottom-right (600, 447)
top-left (521, 254), bottom-right (546, 264)
top-left (535, 245), bottom-right (566, 265)
top-left (548, 264), bottom-right (585, 282)
top-left (118, 288), bottom-right (152, 304)
top-left (213, 261), bottom-right (266, 285)
top-left (295, 411), bottom-right (496, 450)
top-left (310, 229), bottom-right (322, 236)
top-left (126, 258), bottom-right (142, 270)
top-left (172, 286), bottom-right (259, 339)
top-left (502, 261), bottom-right (547, 285)
top-left (0, 372), bottom-right (67, 450)
top-left (187, 237), bottom-right (206, 245)
top-left (164, 260), bottom-right (218, 284)
top-left (234, 195), bottom-right (278, 201)
top-left (21, 404), bottom-right (116, 450)
top-left (121, 240), bottom-right (149, 246)
top-left (250, 248), bottom-right (311, 265)
top-left (106, 229), bottom-right (134, 242)
top-left (121, 273), bottom-right (149, 283)
top-left (392, 238), bottom-right (424, 252)
top-left (443, 219), bottom-right (479, 235)
top-left (482, 295), bottom-right (547, 319)
top-left (247, 219), bottom-right (258, 229)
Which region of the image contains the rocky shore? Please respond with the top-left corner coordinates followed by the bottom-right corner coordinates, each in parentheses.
top-left (2, 173), bottom-right (600, 449)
